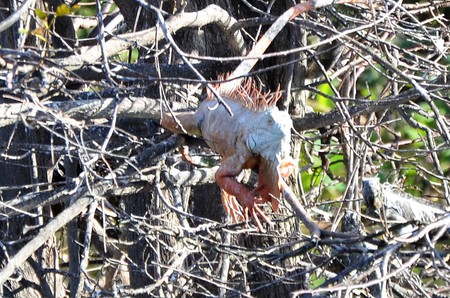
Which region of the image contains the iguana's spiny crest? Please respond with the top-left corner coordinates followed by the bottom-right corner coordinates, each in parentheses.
top-left (206, 75), bottom-right (282, 111)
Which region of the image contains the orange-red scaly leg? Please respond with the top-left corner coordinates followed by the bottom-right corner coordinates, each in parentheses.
top-left (221, 190), bottom-right (245, 224)
top-left (216, 156), bottom-right (272, 231)
top-left (256, 158), bottom-right (296, 212)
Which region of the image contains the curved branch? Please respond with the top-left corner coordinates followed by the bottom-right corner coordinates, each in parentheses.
top-left (1, 77), bottom-right (447, 132)
top-left (0, 195), bottom-right (93, 286)
top-left (57, 4), bottom-right (245, 69)
top-left (0, 0), bottom-right (36, 33)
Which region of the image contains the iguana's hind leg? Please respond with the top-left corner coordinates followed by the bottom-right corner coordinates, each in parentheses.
top-left (216, 155), bottom-right (272, 231)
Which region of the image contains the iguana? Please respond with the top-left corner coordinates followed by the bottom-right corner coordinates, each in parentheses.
top-left (161, 78), bottom-right (295, 231)
top-left (158, 0), bottom-right (369, 237)
top-left (362, 177), bottom-right (448, 237)
top-left (362, 177), bottom-right (447, 224)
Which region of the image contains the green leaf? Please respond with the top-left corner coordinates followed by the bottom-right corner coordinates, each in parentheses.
top-left (35, 8), bottom-right (48, 20)
top-left (309, 82), bottom-right (336, 112)
top-left (31, 28), bottom-right (47, 42)
top-left (55, 4), bottom-right (71, 17)
top-left (298, 142), bottom-right (313, 170)
top-left (309, 272), bottom-right (326, 289)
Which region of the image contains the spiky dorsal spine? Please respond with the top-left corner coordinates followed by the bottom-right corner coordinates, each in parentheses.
top-left (206, 75), bottom-right (282, 111)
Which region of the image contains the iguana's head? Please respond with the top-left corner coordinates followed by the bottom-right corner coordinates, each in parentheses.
top-left (245, 106), bottom-right (292, 163)
top-left (362, 177), bottom-right (383, 209)
top-left (245, 106), bottom-right (294, 210)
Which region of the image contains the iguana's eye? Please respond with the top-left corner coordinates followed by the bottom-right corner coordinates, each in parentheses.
top-left (268, 118), bottom-right (274, 126)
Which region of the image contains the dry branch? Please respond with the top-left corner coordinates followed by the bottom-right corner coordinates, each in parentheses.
top-left (56, 4), bottom-right (245, 69)
top-left (0, 195), bottom-right (93, 286)
top-left (0, 134), bottom-right (186, 284)
top-left (0, 0), bottom-right (35, 33)
top-left (293, 79), bottom-right (450, 131)
top-left (0, 0), bottom-right (448, 295)
top-left (0, 136), bottom-right (227, 217)
top-left (0, 96), bottom-right (173, 128)
top-left (1, 74), bottom-right (448, 132)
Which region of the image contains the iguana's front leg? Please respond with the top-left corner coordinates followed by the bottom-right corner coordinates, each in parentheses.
top-left (215, 154), bottom-right (272, 231)
top-left (256, 158), bottom-right (296, 212)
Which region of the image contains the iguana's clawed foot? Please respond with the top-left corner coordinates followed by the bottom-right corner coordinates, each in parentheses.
top-left (221, 190), bottom-right (273, 232)
top-left (221, 190), bottom-right (245, 223)
top-left (279, 159), bottom-right (296, 178)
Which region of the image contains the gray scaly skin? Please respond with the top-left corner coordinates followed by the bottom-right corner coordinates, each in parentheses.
top-left (161, 95), bottom-right (295, 231)
top-left (362, 177), bottom-right (447, 236)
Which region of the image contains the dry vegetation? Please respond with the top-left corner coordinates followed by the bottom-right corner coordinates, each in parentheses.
top-left (0, 0), bottom-right (449, 297)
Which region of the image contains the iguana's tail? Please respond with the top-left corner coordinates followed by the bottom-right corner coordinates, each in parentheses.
top-left (161, 112), bottom-right (202, 137)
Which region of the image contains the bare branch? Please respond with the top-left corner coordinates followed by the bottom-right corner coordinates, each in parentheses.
top-left (56, 5), bottom-right (245, 69)
top-left (0, 195), bottom-right (93, 286)
top-left (0, 0), bottom-right (35, 33)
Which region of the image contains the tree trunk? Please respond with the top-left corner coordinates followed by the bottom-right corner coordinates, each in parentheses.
top-left (111, 1), bottom-right (312, 295)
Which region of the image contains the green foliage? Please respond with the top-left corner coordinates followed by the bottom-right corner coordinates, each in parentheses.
top-left (75, 1), bottom-right (96, 17)
top-left (309, 82), bottom-right (336, 112)
top-left (34, 8), bottom-right (48, 20)
top-left (114, 48), bottom-right (139, 63)
top-left (55, 4), bottom-right (75, 17)
top-left (75, 0), bottom-right (117, 16)
top-left (27, 4), bottom-right (79, 43)
top-left (328, 154), bottom-right (346, 177)
top-left (308, 271), bottom-right (326, 289)
top-left (358, 65), bottom-right (387, 100)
